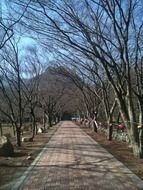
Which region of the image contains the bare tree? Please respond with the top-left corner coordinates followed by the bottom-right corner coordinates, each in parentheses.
top-left (20, 0), bottom-right (141, 157)
top-left (0, 36), bottom-right (44, 145)
top-left (9, 0), bottom-right (143, 157)
top-left (52, 51), bottom-right (117, 137)
top-left (22, 46), bottom-right (44, 141)
top-left (0, 0), bottom-right (31, 50)
top-left (38, 68), bottom-right (66, 127)
top-left (0, 38), bottom-right (27, 146)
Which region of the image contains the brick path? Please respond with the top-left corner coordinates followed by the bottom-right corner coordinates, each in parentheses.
top-left (16, 121), bottom-right (143, 190)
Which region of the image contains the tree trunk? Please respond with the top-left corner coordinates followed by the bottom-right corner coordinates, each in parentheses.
top-left (138, 127), bottom-right (143, 158)
top-left (30, 110), bottom-right (37, 141)
top-left (107, 101), bottom-right (117, 141)
top-left (115, 95), bottom-right (140, 157)
top-left (11, 122), bottom-right (16, 136)
top-left (16, 127), bottom-right (21, 146)
top-left (32, 117), bottom-right (36, 139)
top-left (116, 112), bottom-right (121, 123)
top-left (138, 101), bottom-right (143, 158)
top-left (43, 113), bottom-right (46, 130)
top-left (49, 116), bottom-right (52, 127)
top-left (0, 123), bottom-right (2, 136)
top-left (108, 124), bottom-right (113, 141)
top-left (131, 141), bottom-right (140, 158)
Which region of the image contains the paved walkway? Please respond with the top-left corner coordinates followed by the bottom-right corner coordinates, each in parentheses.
top-left (15, 121), bottom-right (143, 190)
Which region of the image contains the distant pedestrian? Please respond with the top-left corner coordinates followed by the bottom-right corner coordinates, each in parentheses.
top-left (117, 123), bottom-right (125, 133)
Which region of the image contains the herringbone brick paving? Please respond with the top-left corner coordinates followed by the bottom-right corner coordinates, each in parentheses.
top-left (18, 121), bottom-right (143, 190)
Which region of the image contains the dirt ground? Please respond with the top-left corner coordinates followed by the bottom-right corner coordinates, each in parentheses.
top-left (0, 125), bottom-right (59, 190)
top-left (80, 124), bottom-right (143, 180)
top-left (0, 122), bottom-right (143, 189)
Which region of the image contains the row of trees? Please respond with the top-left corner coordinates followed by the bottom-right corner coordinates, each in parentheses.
top-left (15, 0), bottom-right (143, 158)
top-left (0, 1), bottom-right (69, 147)
top-left (0, 38), bottom-right (80, 146)
top-left (0, 1), bottom-right (143, 158)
